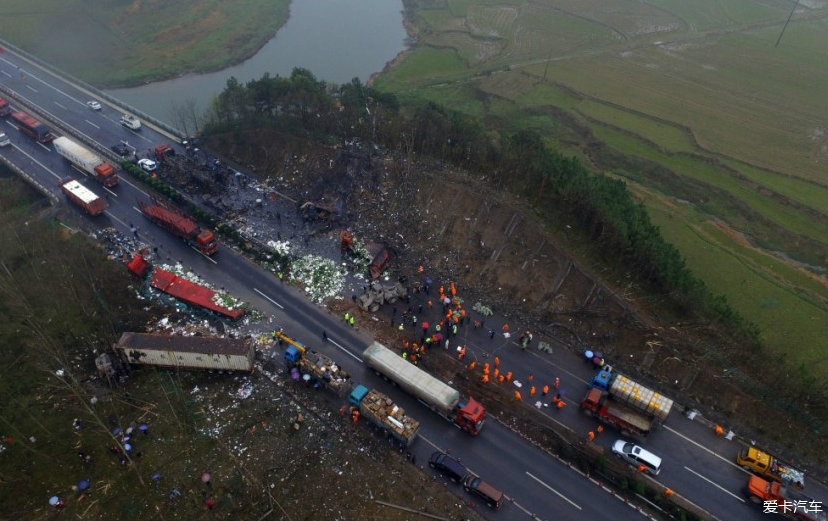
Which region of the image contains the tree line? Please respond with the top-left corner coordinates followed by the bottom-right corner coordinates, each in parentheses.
top-left (203, 69), bottom-right (758, 340)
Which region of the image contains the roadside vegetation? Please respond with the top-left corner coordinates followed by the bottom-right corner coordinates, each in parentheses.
top-left (200, 70), bottom-right (826, 466)
top-left (374, 0), bottom-right (828, 376)
top-left (0, 0), bottom-right (290, 87)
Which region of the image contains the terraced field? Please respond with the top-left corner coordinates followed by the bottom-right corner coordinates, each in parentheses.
top-left (375, 0), bottom-right (828, 375)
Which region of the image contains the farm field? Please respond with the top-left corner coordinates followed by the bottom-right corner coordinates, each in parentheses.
top-left (0, 0), bottom-right (290, 87)
top-left (374, 0), bottom-right (828, 374)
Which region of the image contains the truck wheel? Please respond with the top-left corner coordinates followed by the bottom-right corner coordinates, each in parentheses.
top-left (748, 495), bottom-right (761, 504)
top-left (464, 486), bottom-right (470, 492)
top-left (741, 465), bottom-right (752, 472)
top-left (429, 462), bottom-right (435, 469)
top-left (582, 409), bottom-right (593, 417)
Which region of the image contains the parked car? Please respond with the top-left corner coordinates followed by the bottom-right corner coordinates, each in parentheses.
top-left (428, 452), bottom-right (467, 483)
top-left (463, 475), bottom-right (503, 510)
top-left (137, 158), bottom-right (157, 173)
top-left (86, 100), bottom-right (102, 111)
top-left (120, 114), bottom-right (141, 130)
top-left (611, 439), bottom-right (663, 475)
top-left (0, 132), bottom-right (10, 147)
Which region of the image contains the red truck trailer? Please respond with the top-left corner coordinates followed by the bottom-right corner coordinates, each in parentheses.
top-left (11, 111), bottom-right (54, 142)
top-left (138, 199), bottom-right (217, 255)
top-left (60, 178), bottom-right (106, 216)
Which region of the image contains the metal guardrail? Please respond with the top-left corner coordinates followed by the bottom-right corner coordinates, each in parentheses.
top-left (0, 36), bottom-right (184, 140)
top-left (0, 154), bottom-right (59, 204)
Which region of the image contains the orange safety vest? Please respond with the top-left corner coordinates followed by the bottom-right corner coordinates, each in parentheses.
top-left (469, 361), bottom-right (477, 370)
top-left (530, 386), bottom-right (536, 397)
top-left (514, 391), bottom-right (522, 401)
top-left (494, 356), bottom-right (500, 367)
top-left (543, 385), bottom-right (549, 395)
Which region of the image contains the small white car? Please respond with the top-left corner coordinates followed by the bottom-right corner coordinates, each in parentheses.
top-left (86, 100), bottom-right (102, 111)
top-left (0, 132), bottom-right (10, 147)
top-left (611, 439), bottom-right (663, 475)
top-left (120, 114), bottom-right (142, 130)
top-left (137, 158), bottom-right (157, 173)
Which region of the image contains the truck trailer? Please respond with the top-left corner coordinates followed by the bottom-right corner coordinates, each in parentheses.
top-left (53, 136), bottom-right (118, 187)
top-left (0, 96), bottom-right (10, 117)
top-left (59, 178), bottom-right (107, 216)
top-left (11, 111), bottom-right (53, 142)
top-left (361, 342), bottom-right (485, 435)
top-left (280, 332), bottom-right (352, 396)
top-left (349, 385), bottom-right (419, 446)
top-left (738, 446), bottom-right (805, 489)
top-left (581, 365), bottom-right (673, 437)
top-left (114, 332), bottom-right (254, 372)
top-left (138, 198), bottom-right (218, 255)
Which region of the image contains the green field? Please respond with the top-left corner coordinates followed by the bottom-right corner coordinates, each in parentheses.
top-left (376, 0), bottom-right (828, 373)
top-left (0, 0), bottom-right (290, 87)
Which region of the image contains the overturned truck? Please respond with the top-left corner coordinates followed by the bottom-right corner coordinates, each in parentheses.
top-left (114, 332), bottom-right (254, 372)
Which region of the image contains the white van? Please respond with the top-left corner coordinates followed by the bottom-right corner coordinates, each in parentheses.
top-left (120, 114), bottom-right (142, 130)
top-left (0, 132), bottom-right (10, 147)
top-left (612, 439), bottom-right (663, 475)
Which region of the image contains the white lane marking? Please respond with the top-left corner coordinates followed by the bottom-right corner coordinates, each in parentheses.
top-left (105, 211), bottom-right (126, 227)
top-left (193, 246), bottom-right (218, 264)
top-left (54, 101), bottom-right (66, 110)
top-left (1, 70), bottom-right (11, 78)
top-left (0, 56), bottom-right (87, 107)
top-left (506, 497), bottom-right (541, 519)
top-left (327, 338), bottom-right (362, 363)
top-left (117, 177), bottom-right (148, 197)
top-left (665, 426), bottom-right (747, 473)
top-left (85, 120), bottom-right (99, 129)
top-left (103, 187), bottom-right (117, 197)
top-left (37, 141), bottom-right (50, 151)
top-left (133, 205), bottom-right (142, 213)
top-left (5, 120), bottom-right (18, 129)
top-left (684, 466), bottom-right (745, 503)
top-left (253, 288), bottom-right (285, 309)
top-left (25, 84), bottom-right (37, 93)
top-left (11, 143), bottom-right (61, 180)
top-left (526, 471), bottom-right (582, 510)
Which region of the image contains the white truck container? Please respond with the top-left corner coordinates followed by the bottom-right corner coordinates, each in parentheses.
top-left (115, 332), bottom-right (254, 372)
top-left (53, 136), bottom-right (118, 187)
top-left (60, 178), bottom-right (107, 216)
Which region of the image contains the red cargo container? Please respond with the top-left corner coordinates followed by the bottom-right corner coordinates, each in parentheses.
top-left (11, 111), bottom-right (53, 142)
top-left (150, 268), bottom-right (244, 320)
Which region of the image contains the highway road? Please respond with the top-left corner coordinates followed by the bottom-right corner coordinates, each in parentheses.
top-left (1, 46), bottom-right (826, 521)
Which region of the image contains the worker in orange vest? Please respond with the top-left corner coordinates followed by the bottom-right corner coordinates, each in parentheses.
top-left (502, 323), bottom-right (510, 333)
top-left (469, 361), bottom-right (477, 371)
top-left (457, 347), bottom-right (466, 360)
top-left (498, 374), bottom-right (505, 384)
top-left (542, 385), bottom-right (550, 396)
top-left (450, 282), bottom-right (457, 296)
top-left (352, 410), bottom-right (361, 424)
top-left (482, 374), bottom-right (489, 384)
top-left (665, 489), bottom-right (675, 497)
top-left (588, 431), bottom-right (595, 441)
top-left (714, 425), bottom-right (724, 436)
top-left (514, 390), bottom-right (522, 401)
top-left (597, 425), bottom-right (604, 434)
top-left (483, 363), bottom-right (490, 375)
top-left (493, 368), bottom-right (499, 379)
top-left (505, 371), bottom-right (512, 382)
top-left (494, 356), bottom-right (500, 367)
top-left (528, 373), bottom-right (534, 382)
top-left (637, 464), bottom-right (647, 473)
top-left (530, 386), bottom-right (536, 397)
top-left (556, 399), bottom-right (566, 410)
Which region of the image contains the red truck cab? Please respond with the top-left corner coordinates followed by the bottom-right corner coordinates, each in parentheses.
top-left (456, 397), bottom-right (485, 435)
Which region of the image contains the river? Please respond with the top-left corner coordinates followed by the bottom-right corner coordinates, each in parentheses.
top-left (107, 0), bottom-right (407, 126)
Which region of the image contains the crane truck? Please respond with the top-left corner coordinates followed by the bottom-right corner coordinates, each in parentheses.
top-left (138, 198), bottom-right (218, 255)
top-left (277, 330), bottom-right (352, 396)
top-left (746, 475), bottom-right (825, 521)
top-left (361, 342), bottom-right (485, 435)
top-left (60, 178), bottom-right (106, 216)
top-left (349, 385), bottom-right (420, 447)
top-left (53, 136), bottom-right (118, 187)
top-left (738, 446), bottom-right (805, 489)
top-left (580, 365), bottom-right (673, 437)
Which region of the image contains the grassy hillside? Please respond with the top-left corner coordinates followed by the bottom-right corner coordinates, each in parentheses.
top-left (375, 0), bottom-right (828, 374)
top-left (0, 0), bottom-right (290, 87)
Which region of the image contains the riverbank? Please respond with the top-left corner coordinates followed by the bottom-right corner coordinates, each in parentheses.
top-left (0, 0), bottom-right (291, 88)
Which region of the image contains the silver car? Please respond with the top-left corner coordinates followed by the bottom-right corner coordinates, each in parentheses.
top-left (612, 439), bottom-right (662, 475)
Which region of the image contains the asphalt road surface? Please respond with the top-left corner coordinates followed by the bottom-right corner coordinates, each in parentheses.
top-left (1, 47), bottom-right (826, 521)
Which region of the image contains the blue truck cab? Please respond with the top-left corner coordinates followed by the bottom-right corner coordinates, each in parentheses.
top-left (284, 344), bottom-right (304, 365)
top-left (349, 384), bottom-right (370, 408)
top-left (591, 365), bottom-right (614, 391)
